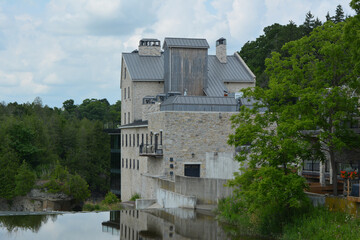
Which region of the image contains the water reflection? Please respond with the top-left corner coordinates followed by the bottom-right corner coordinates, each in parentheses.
top-left (0, 209), bottom-right (269, 240)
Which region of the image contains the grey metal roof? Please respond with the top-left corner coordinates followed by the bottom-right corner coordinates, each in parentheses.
top-left (123, 53), bottom-right (164, 81)
top-left (160, 96), bottom-right (238, 112)
top-left (238, 97), bottom-right (267, 112)
top-left (204, 54), bottom-right (254, 97)
top-left (163, 38), bottom-right (209, 49)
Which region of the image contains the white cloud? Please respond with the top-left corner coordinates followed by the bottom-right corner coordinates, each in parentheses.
top-left (0, 0), bottom-right (356, 106)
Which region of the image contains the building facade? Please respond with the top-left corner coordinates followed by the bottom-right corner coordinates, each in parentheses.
top-left (119, 37), bottom-right (255, 202)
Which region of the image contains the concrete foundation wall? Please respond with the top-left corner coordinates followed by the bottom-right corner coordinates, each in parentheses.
top-left (156, 188), bottom-right (196, 209)
top-left (174, 175), bottom-right (232, 204)
top-left (205, 152), bottom-right (241, 179)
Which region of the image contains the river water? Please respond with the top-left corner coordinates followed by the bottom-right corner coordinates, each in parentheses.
top-left (0, 209), bottom-right (269, 240)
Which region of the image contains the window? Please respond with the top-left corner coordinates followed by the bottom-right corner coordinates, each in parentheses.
top-left (128, 86), bottom-right (130, 98)
top-left (129, 159), bottom-right (131, 169)
top-left (184, 164), bottom-right (200, 177)
top-left (126, 159), bottom-right (128, 168)
top-left (124, 113), bottom-right (126, 124)
top-left (124, 88), bottom-right (126, 99)
top-left (129, 134), bottom-right (131, 147)
top-left (146, 134), bottom-right (148, 144)
top-left (137, 160), bottom-right (139, 170)
top-left (128, 112), bottom-right (130, 124)
top-left (160, 131), bottom-right (163, 145)
top-left (122, 134), bottom-right (124, 147)
top-left (137, 134), bottom-right (139, 146)
top-left (126, 134), bottom-right (128, 147)
top-left (122, 158), bottom-right (124, 168)
top-left (133, 134), bottom-right (135, 147)
top-left (133, 159), bottom-right (135, 169)
top-left (142, 134), bottom-right (144, 145)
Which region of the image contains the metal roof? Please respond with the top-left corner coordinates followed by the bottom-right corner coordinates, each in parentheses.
top-left (208, 54), bottom-right (254, 83)
top-left (160, 96), bottom-right (238, 112)
top-left (123, 53), bottom-right (164, 81)
top-left (163, 38), bottom-right (209, 49)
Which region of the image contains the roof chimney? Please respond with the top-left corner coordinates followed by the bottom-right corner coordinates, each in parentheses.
top-left (216, 37), bottom-right (227, 63)
top-left (138, 38), bottom-right (161, 56)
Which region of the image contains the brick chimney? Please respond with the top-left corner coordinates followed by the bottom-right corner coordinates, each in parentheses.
top-left (216, 37), bottom-right (227, 63)
top-left (138, 38), bottom-right (161, 56)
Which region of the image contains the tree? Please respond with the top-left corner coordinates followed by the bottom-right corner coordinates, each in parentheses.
top-left (350, 0), bottom-right (360, 15)
top-left (15, 161), bottom-right (36, 196)
top-left (334, 5), bottom-right (345, 23)
top-left (302, 11), bottom-right (315, 35)
top-left (264, 21), bottom-right (360, 195)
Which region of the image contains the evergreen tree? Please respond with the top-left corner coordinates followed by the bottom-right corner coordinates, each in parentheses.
top-left (15, 161), bottom-right (36, 196)
top-left (334, 5), bottom-right (345, 23)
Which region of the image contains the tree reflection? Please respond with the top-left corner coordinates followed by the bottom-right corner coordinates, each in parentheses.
top-left (0, 214), bottom-right (58, 233)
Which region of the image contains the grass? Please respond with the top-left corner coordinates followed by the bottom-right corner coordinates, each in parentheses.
top-left (281, 207), bottom-right (360, 240)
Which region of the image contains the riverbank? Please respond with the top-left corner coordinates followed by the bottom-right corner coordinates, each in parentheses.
top-left (0, 189), bottom-right (77, 212)
top-left (217, 205), bottom-right (360, 239)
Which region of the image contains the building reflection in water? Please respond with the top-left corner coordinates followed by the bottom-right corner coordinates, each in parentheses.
top-left (101, 209), bottom-right (229, 240)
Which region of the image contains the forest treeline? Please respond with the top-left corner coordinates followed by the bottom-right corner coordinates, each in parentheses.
top-left (240, 4), bottom-right (348, 88)
top-left (0, 97), bottom-right (121, 201)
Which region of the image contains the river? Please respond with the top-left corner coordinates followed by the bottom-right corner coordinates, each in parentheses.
top-left (0, 209), bottom-right (270, 240)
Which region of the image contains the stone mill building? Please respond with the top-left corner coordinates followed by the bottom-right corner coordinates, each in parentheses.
top-left (119, 37), bottom-right (255, 207)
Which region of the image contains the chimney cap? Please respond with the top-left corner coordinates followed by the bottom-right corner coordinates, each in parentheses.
top-left (139, 39), bottom-right (161, 47)
top-left (216, 37), bottom-right (226, 46)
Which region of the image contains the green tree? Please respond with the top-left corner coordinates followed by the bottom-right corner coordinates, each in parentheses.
top-left (63, 173), bottom-right (90, 202)
top-left (350, 0), bottom-right (360, 14)
top-left (0, 151), bottom-right (19, 200)
top-left (15, 161), bottom-right (36, 196)
top-left (264, 21), bottom-right (360, 195)
top-left (226, 167), bottom-right (310, 234)
top-left (334, 5), bottom-right (345, 23)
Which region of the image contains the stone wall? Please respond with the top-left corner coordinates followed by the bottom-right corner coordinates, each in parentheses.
top-left (132, 81), bottom-right (164, 121)
top-left (147, 111), bottom-right (236, 178)
top-left (121, 126), bottom-right (149, 201)
top-left (225, 82), bottom-right (255, 93)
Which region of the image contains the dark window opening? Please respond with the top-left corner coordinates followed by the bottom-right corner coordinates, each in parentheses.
top-left (137, 160), bottom-right (139, 170)
top-left (184, 164), bottom-right (200, 177)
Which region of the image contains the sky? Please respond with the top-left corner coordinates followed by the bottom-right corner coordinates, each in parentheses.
top-left (0, 0), bottom-right (356, 108)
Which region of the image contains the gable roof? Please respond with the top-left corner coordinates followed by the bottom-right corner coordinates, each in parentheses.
top-left (204, 54), bottom-right (255, 97)
top-left (122, 53), bottom-right (164, 81)
top-left (163, 38), bottom-right (209, 49)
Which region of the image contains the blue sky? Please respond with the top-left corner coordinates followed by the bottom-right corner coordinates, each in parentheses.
top-left (0, 0), bottom-right (355, 107)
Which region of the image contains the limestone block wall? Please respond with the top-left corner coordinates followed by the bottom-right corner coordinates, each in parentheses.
top-left (121, 60), bottom-right (133, 125)
top-left (121, 127), bottom-right (149, 201)
top-left (133, 81), bottom-right (164, 121)
top-left (147, 111), bottom-right (235, 178)
top-left (142, 102), bottom-right (161, 121)
top-left (225, 82), bottom-right (255, 93)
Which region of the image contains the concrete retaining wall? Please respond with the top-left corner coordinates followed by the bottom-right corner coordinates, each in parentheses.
top-left (306, 192), bottom-right (326, 207)
top-left (174, 175), bottom-right (232, 204)
top-left (156, 189), bottom-right (196, 209)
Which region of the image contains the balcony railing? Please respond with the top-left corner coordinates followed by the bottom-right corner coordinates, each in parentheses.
top-left (139, 144), bottom-right (163, 157)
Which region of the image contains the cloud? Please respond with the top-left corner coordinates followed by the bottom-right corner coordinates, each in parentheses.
top-left (0, 0), bottom-right (355, 107)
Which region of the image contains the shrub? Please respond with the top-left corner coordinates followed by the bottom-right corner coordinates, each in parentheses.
top-left (130, 193), bottom-right (141, 201)
top-left (63, 173), bottom-right (90, 202)
top-left (102, 192), bottom-right (120, 205)
top-left (43, 179), bottom-right (62, 193)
